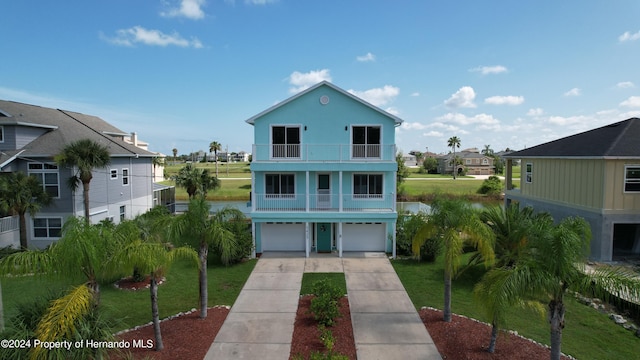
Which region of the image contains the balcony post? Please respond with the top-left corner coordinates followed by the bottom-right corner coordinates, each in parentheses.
top-left (338, 222), bottom-right (343, 258)
top-left (339, 171), bottom-right (343, 212)
top-left (305, 171), bottom-right (309, 212)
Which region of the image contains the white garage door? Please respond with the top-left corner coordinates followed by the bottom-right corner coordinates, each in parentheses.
top-left (342, 223), bottom-right (386, 252)
top-left (261, 223), bottom-right (305, 251)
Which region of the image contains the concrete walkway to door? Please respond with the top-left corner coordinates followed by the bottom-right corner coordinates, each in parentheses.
top-left (204, 252), bottom-right (441, 360)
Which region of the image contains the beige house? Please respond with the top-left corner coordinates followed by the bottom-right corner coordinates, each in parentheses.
top-left (504, 118), bottom-right (640, 262)
top-left (438, 148), bottom-right (495, 175)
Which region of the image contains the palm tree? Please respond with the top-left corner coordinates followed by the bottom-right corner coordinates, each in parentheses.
top-left (476, 215), bottom-right (640, 360)
top-left (110, 233), bottom-right (197, 351)
top-left (412, 198), bottom-right (494, 322)
top-left (55, 139), bottom-right (111, 224)
top-left (169, 198), bottom-right (237, 319)
top-left (172, 163), bottom-right (220, 199)
top-left (209, 141), bottom-right (222, 177)
top-left (172, 148), bottom-right (178, 165)
top-left (0, 172), bottom-right (51, 249)
top-left (447, 136), bottom-right (461, 179)
top-left (472, 205), bottom-right (549, 352)
top-left (481, 144), bottom-right (494, 156)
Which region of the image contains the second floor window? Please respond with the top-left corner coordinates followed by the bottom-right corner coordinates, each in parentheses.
top-left (265, 174), bottom-right (295, 198)
top-left (352, 126), bottom-right (381, 158)
top-left (272, 126), bottom-right (300, 158)
top-left (28, 163), bottom-right (59, 198)
top-left (353, 174), bottom-right (383, 198)
top-left (525, 163), bottom-right (533, 183)
top-left (122, 168), bottom-right (129, 185)
top-left (625, 166), bottom-right (640, 192)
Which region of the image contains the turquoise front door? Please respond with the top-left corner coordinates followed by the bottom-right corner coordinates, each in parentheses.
top-left (317, 223), bottom-right (332, 252)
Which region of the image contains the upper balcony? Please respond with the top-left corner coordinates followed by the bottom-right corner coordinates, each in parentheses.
top-left (252, 144), bottom-right (397, 163)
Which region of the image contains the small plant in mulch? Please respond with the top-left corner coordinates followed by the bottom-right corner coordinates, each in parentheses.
top-left (114, 275), bottom-right (165, 291)
top-left (309, 279), bottom-right (343, 326)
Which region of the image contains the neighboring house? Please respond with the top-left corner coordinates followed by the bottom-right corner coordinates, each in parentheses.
top-left (0, 100), bottom-right (175, 249)
top-left (437, 148), bottom-right (494, 175)
top-left (504, 118), bottom-right (640, 262)
top-left (402, 153), bottom-right (418, 167)
top-left (246, 81), bottom-right (402, 257)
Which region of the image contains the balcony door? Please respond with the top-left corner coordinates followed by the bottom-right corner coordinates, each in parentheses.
top-left (272, 126), bottom-right (300, 158)
top-left (317, 174), bottom-right (330, 209)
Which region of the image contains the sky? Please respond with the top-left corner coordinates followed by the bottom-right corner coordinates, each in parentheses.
top-left (2, 0), bottom-right (640, 157)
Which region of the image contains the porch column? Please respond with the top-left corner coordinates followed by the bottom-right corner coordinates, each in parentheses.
top-left (391, 221), bottom-right (397, 259)
top-left (339, 171), bottom-right (343, 212)
top-left (338, 222), bottom-right (343, 258)
top-left (305, 222), bottom-right (310, 258)
top-left (251, 222), bottom-right (256, 258)
top-left (251, 172), bottom-right (256, 212)
top-left (305, 171), bottom-right (309, 212)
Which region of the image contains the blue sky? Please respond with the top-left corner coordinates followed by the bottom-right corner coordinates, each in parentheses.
top-left (2, 0), bottom-right (639, 156)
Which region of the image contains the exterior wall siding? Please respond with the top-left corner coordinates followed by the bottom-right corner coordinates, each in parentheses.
top-left (520, 159), bottom-right (605, 209)
top-left (604, 160), bottom-right (640, 211)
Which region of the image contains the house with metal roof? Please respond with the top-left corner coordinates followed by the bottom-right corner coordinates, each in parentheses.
top-left (246, 81), bottom-right (402, 257)
top-left (503, 118), bottom-right (640, 261)
top-left (0, 100), bottom-right (174, 249)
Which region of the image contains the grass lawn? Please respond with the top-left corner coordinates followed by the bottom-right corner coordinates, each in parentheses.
top-left (1, 258), bottom-right (256, 332)
top-left (393, 256), bottom-right (640, 360)
top-left (300, 273), bottom-right (347, 295)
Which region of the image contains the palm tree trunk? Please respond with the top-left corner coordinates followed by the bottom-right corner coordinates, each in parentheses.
top-left (488, 321), bottom-right (498, 353)
top-left (214, 151), bottom-right (219, 177)
top-left (443, 269), bottom-right (452, 322)
top-left (549, 299), bottom-right (565, 360)
top-left (150, 275), bottom-right (164, 351)
top-left (18, 212), bottom-right (28, 250)
top-left (88, 280), bottom-right (101, 306)
top-left (199, 242), bottom-right (208, 319)
top-left (82, 181), bottom-right (91, 224)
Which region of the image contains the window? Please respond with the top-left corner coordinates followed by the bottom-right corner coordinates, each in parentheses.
top-left (33, 218), bottom-right (62, 238)
top-left (353, 174), bottom-right (383, 198)
top-left (482, 158), bottom-right (489, 165)
top-left (28, 163), bottom-right (60, 197)
top-left (525, 163), bottom-right (533, 183)
top-left (110, 169), bottom-right (118, 179)
top-left (352, 126), bottom-right (381, 158)
top-left (0, 126), bottom-right (4, 142)
top-left (122, 168), bottom-right (129, 185)
top-left (465, 159), bottom-right (471, 165)
top-left (272, 126), bottom-right (300, 158)
top-left (265, 174), bottom-right (295, 198)
top-left (120, 205), bottom-right (126, 221)
top-left (625, 166), bottom-right (640, 192)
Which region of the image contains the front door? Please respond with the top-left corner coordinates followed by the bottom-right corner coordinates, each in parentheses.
top-left (316, 223), bottom-right (332, 252)
top-left (318, 174), bottom-right (330, 209)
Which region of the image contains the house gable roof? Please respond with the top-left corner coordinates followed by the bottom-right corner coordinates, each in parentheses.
top-left (0, 100), bottom-right (155, 160)
top-left (245, 81), bottom-right (403, 126)
top-left (505, 118), bottom-right (640, 158)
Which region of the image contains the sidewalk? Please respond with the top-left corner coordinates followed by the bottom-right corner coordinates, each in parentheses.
top-left (204, 252), bottom-right (441, 359)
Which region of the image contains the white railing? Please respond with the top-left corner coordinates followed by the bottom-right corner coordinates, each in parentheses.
top-left (0, 216), bottom-right (19, 234)
top-left (253, 193), bottom-right (394, 212)
top-left (252, 144), bottom-right (396, 162)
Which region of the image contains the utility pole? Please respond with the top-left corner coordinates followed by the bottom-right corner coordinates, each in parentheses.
top-left (226, 145), bottom-right (229, 176)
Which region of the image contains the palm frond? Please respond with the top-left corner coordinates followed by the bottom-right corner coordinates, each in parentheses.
top-left (0, 249), bottom-right (53, 276)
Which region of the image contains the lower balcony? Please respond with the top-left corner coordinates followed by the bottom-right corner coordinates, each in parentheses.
top-left (251, 193), bottom-right (394, 212)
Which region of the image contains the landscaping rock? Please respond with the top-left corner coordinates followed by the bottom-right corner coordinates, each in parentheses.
top-left (609, 313), bottom-right (627, 325)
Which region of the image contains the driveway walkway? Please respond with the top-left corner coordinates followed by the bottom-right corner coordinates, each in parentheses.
top-left (204, 252), bottom-right (441, 359)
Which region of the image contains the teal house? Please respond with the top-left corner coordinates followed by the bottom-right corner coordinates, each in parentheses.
top-left (247, 81), bottom-right (402, 257)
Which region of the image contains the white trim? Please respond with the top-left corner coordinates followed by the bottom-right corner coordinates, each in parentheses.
top-left (32, 216), bottom-right (63, 239)
top-left (110, 169), bottom-right (118, 180)
top-left (264, 173), bottom-right (296, 198)
top-left (352, 173), bottom-right (384, 199)
top-left (525, 163), bottom-right (533, 184)
top-left (27, 162), bottom-right (60, 199)
top-left (122, 168), bottom-right (130, 186)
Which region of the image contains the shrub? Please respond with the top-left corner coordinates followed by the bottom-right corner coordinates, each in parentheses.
top-left (309, 279), bottom-right (343, 327)
top-left (477, 175), bottom-right (503, 195)
top-left (396, 212), bottom-right (429, 256)
top-left (419, 236), bottom-right (443, 262)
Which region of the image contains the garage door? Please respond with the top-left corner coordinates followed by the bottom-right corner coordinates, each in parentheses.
top-left (342, 223), bottom-right (386, 252)
top-left (261, 223), bottom-right (305, 251)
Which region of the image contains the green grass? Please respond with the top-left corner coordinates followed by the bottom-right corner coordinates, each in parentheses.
top-left (2, 258), bottom-right (256, 332)
top-left (393, 256), bottom-right (640, 360)
top-left (300, 273), bottom-right (347, 295)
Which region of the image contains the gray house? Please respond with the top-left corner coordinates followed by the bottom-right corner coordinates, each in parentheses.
top-left (0, 100), bottom-right (174, 249)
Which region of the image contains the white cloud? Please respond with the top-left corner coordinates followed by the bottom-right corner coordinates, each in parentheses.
top-left (617, 81), bottom-right (636, 89)
top-left (410, 92), bottom-right (420, 97)
top-left (444, 86), bottom-right (476, 108)
top-left (620, 96), bottom-right (640, 108)
top-left (484, 95), bottom-right (524, 105)
top-left (385, 106), bottom-right (400, 116)
top-left (245, 0), bottom-right (278, 4)
top-left (356, 52), bottom-right (376, 62)
top-left (348, 85), bottom-right (399, 107)
top-left (161, 0), bottom-right (206, 20)
top-left (469, 65), bottom-right (508, 75)
top-left (619, 30), bottom-right (640, 42)
top-left (527, 108), bottom-right (544, 116)
top-left (102, 26), bottom-right (203, 48)
top-left (437, 112), bottom-right (499, 126)
top-left (563, 88), bottom-right (581, 97)
top-left (547, 115), bottom-right (588, 126)
top-left (400, 122), bottom-right (428, 131)
top-left (424, 131), bottom-right (444, 137)
top-left (288, 69), bottom-right (332, 93)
